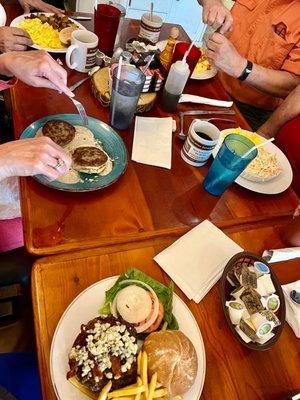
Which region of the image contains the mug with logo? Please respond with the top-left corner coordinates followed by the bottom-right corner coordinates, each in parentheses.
top-left (181, 120), bottom-right (220, 167)
top-left (66, 30), bottom-right (98, 73)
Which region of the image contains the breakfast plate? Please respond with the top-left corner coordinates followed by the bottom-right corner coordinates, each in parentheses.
top-left (50, 276), bottom-right (206, 400)
top-left (10, 13), bottom-right (86, 53)
top-left (20, 114), bottom-right (128, 192)
top-left (156, 39), bottom-right (217, 80)
top-left (212, 129), bottom-right (293, 194)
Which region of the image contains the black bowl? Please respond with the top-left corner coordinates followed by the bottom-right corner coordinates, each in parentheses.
top-left (220, 251), bottom-right (285, 351)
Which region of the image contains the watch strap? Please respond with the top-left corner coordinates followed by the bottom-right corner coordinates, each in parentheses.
top-left (238, 60), bottom-right (253, 81)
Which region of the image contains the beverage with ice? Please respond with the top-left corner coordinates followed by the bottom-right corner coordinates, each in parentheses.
top-left (110, 65), bottom-right (146, 130)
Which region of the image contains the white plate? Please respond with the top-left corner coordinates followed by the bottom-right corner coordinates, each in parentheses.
top-left (50, 276), bottom-right (206, 400)
top-left (212, 129), bottom-right (293, 194)
top-left (191, 64), bottom-right (218, 80)
top-left (156, 39), bottom-right (217, 80)
top-left (10, 13), bottom-right (86, 53)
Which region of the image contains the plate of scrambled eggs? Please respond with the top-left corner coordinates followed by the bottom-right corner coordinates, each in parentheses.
top-left (10, 13), bottom-right (86, 53)
top-left (212, 128), bottom-right (293, 194)
top-left (191, 49), bottom-right (217, 80)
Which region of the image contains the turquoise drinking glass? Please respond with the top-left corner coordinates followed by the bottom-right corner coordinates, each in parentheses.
top-left (203, 133), bottom-right (258, 196)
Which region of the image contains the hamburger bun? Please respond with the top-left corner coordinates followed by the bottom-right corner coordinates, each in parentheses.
top-left (143, 330), bottom-right (198, 396)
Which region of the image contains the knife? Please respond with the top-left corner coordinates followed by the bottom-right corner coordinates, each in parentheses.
top-left (71, 15), bottom-right (92, 21)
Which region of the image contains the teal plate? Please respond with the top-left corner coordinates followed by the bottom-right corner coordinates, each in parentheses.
top-left (20, 114), bottom-right (128, 192)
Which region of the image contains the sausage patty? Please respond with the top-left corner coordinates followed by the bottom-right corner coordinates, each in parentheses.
top-left (72, 146), bottom-right (108, 167)
top-left (42, 120), bottom-right (76, 147)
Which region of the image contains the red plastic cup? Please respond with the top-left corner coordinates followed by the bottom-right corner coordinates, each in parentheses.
top-left (172, 42), bottom-right (202, 76)
top-left (94, 4), bottom-right (121, 57)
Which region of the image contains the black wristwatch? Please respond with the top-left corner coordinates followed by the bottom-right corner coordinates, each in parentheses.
top-left (238, 60), bottom-right (253, 81)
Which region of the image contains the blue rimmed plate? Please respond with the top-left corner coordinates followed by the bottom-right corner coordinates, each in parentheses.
top-left (20, 114), bottom-right (128, 192)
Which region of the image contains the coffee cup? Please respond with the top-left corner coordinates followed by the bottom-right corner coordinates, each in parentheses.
top-left (66, 30), bottom-right (98, 73)
top-left (181, 120), bottom-right (220, 167)
top-left (139, 12), bottom-right (163, 44)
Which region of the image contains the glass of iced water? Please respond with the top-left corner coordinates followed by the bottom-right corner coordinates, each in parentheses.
top-left (110, 65), bottom-right (146, 130)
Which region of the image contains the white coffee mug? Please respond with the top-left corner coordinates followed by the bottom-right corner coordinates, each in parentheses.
top-left (139, 12), bottom-right (163, 44)
top-left (66, 30), bottom-right (98, 73)
top-left (181, 120), bottom-right (220, 167)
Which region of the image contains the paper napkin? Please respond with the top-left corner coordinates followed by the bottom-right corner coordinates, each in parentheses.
top-left (154, 220), bottom-right (243, 303)
top-left (179, 94), bottom-right (233, 108)
top-left (282, 280), bottom-right (300, 338)
top-left (262, 248), bottom-right (300, 263)
top-left (132, 116), bottom-right (173, 169)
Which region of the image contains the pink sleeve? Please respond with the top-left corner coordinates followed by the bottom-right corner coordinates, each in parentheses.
top-left (0, 77), bottom-right (18, 91)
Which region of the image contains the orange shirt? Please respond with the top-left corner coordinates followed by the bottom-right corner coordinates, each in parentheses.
top-left (219, 0), bottom-right (300, 110)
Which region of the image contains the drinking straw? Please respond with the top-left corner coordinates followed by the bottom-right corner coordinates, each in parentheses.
top-left (150, 2), bottom-right (154, 22)
top-left (182, 26), bottom-right (203, 63)
top-left (111, 55), bottom-right (123, 124)
top-left (242, 137), bottom-right (275, 159)
top-left (117, 54), bottom-right (123, 81)
top-left (142, 53), bottom-right (155, 73)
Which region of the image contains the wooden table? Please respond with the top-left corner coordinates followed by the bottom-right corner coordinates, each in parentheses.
top-left (5, 5), bottom-right (299, 256)
top-left (32, 224), bottom-right (300, 400)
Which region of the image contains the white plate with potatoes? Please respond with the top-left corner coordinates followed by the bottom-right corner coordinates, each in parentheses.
top-left (10, 12), bottom-right (86, 53)
top-left (50, 276), bottom-right (206, 400)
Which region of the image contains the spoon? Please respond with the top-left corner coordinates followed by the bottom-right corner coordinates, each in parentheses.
top-left (69, 66), bottom-right (100, 92)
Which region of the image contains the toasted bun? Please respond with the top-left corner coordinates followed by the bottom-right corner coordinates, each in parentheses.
top-left (143, 330), bottom-right (198, 396)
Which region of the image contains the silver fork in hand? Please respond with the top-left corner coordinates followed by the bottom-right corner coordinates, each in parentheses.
top-left (70, 97), bottom-right (88, 126)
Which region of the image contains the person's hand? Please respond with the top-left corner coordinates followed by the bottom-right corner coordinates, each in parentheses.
top-left (18, 0), bottom-right (63, 14)
top-left (206, 32), bottom-right (247, 77)
top-left (0, 26), bottom-right (32, 52)
top-left (0, 50), bottom-right (74, 97)
top-left (257, 121), bottom-right (277, 138)
top-left (0, 137), bottom-right (72, 181)
top-left (202, 0), bottom-right (233, 34)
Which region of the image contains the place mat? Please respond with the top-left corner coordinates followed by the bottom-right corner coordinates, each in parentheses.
top-left (154, 220), bottom-right (243, 302)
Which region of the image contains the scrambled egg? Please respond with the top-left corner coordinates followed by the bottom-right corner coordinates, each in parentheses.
top-left (19, 18), bottom-right (64, 49)
top-left (223, 127), bottom-right (264, 146)
top-left (194, 49), bottom-right (211, 74)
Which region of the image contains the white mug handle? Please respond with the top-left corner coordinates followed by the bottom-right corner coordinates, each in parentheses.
top-left (66, 44), bottom-right (78, 69)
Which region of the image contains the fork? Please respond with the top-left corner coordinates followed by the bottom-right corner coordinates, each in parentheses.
top-left (178, 110), bottom-right (236, 140)
top-left (70, 97), bottom-right (88, 126)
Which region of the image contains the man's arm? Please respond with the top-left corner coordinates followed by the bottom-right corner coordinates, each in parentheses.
top-left (206, 33), bottom-right (300, 98)
top-left (198, 0), bottom-right (233, 34)
top-left (257, 85), bottom-right (300, 137)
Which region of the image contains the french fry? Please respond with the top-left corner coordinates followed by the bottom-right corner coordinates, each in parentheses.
top-left (141, 352), bottom-right (148, 398)
top-left (68, 377), bottom-right (98, 399)
top-left (155, 382), bottom-right (162, 389)
top-left (147, 372), bottom-right (157, 400)
top-left (98, 380), bottom-right (112, 400)
top-left (137, 351), bottom-right (142, 376)
top-left (107, 385), bottom-right (145, 398)
top-left (135, 377), bottom-right (143, 400)
top-left (152, 388), bottom-right (168, 398)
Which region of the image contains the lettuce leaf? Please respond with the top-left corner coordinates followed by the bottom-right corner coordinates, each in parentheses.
top-left (99, 268), bottom-right (179, 330)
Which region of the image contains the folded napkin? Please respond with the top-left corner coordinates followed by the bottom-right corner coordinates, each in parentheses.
top-left (132, 116), bottom-right (173, 169)
top-left (282, 280), bottom-right (300, 338)
top-left (154, 220), bottom-right (243, 303)
top-left (179, 94), bottom-right (233, 108)
top-left (262, 247), bottom-right (300, 263)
